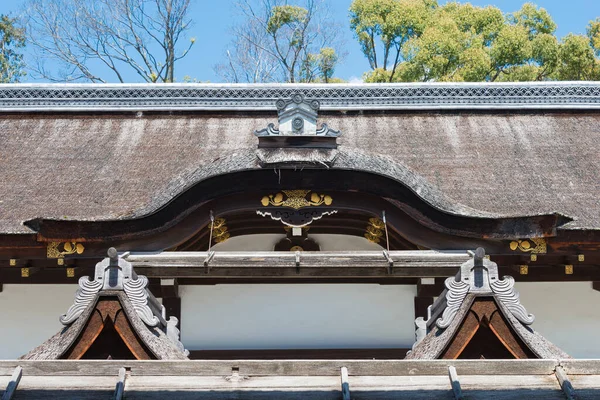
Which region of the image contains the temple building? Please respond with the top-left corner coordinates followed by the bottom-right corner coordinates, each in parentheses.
top-left (0, 82), bottom-right (599, 398)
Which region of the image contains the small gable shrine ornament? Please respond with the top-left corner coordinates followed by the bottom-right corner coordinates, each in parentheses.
top-left (254, 94), bottom-right (340, 149)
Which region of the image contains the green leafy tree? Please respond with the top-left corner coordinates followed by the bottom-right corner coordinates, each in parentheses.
top-left (0, 15), bottom-right (26, 83)
top-left (352, 1), bottom-right (578, 82)
top-left (555, 33), bottom-right (596, 80)
top-left (349, 0), bottom-right (434, 82)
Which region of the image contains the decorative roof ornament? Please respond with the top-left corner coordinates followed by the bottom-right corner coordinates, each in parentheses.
top-left (407, 248), bottom-right (569, 360)
top-left (416, 248), bottom-right (535, 342)
top-left (58, 247), bottom-right (188, 356)
top-left (254, 94), bottom-right (340, 149)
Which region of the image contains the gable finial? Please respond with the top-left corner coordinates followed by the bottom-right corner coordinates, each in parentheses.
top-left (254, 94), bottom-right (340, 149)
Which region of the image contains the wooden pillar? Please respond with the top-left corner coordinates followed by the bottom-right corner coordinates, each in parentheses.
top-left (414, 296), bottom-right (434, 319)
top-left (414, 278), bottom-right (444, 319)
top-left (161, 278), bottom-right (181, 332)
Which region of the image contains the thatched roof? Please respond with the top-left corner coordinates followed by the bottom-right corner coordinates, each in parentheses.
top-left (1, 83), bottom-right (599, 234)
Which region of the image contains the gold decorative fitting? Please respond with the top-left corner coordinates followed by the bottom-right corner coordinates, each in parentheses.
top-left (214, 232), bottom-right (231, 244)
top-left (47, 241), bottom-right (85, 259)
top-left (261, 190), bottom-right (333, 210)
top-left (66, 268), bottom-right (75, 278)
top-left (364, 232), bottom-right (381, 244)
top-left (366, 225), bottom-right (383, 237)
top-left (519, 265), bottom-right (528, 275)
top-left (21, 268), bottom-right (29, 278)
top-left (578, 254), bottom-right (585, 262)
top-left (368, 218), bottom-right (385, 229)
top-left (565, 265), bottom-right (574, 275)
top-left (509, 238), bottom-right (546, 254)
top-left (290, 246), bottom-right (304, 252)
top-left (9, 259), bottom-right (16, 266)
top-left (530, 254), bottom-right (537, 262)
top-left (57, 258), bottom-right (64, 266)
top-left (212, 218), bottom-right (230, 244)
top-left (365, 217), bottom-right (385, 244)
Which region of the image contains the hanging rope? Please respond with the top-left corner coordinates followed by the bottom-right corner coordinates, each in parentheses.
top-left (382, 210), bottom-right (390, 253)
top-left (207, 210), bottom-right (215, 252)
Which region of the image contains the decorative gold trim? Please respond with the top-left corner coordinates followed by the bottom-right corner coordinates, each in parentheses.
top-left (509, 238), bottom-right (546, 254)
top-left (21, 268), bottom-right (29, 278)
top-left (261, 190), bottom-right (333, 210)
top-left (47, 241), bottom-right (85, 258)
top-left (66, 268), bottom-right (75, 278)
top-left (212, 218), bottom-right (230, 244)
top-left (57, 258), bottom-right (64, 266)
top-left (519, 265), bottom-right (528, 275)
top-left (365, 217), bottom-right (385, 244)
top-left (9, 259), bottom-right (16, 266)
top-left (364, 232), bottom-right (381, 244)
top-left (565, 265), bottom-right (574, 275)
top-left (530, 254), bottom-right (537, 262)
top-left (578, 254), bottom-right (585, 262)
top-left (290, 246), bottom-right (304, 252)
top-left (368, 217), bottom-right (385, 229)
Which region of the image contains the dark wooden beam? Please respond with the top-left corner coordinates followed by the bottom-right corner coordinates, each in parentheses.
top-left (414, 296), bottom-right (434, 319)
top-left (187, 348), bottom-right (410, 360)
top-left (593, 281), bottom-right (600, 292)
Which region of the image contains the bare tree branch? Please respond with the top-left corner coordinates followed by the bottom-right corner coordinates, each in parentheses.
top-left (23, 0), bottom-right (194, 82)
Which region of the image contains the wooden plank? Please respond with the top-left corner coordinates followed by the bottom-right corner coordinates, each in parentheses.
top-left (448, 366), bottom-right (463, 400)
top-left (560, 360), bottom-right (600, 375)
top-left (188, 348), bottom-right (410, 360)
top-left (0, 359), bottom-right (561, 377)
top-left (114, 367), bottom-right (127, 400)
top-left (555, 366), bottom-right (576, 400)
top-left (340, 367), bottom-right (350, 400)
top-left (1, 366), bottom-right (22, 400)
top-left (459, 374), bottom-right (565, 400)
top-left (125, 250), bottom-right (469, 278)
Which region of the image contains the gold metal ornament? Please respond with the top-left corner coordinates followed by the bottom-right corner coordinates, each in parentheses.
top-left (365, 217), bottom-right (385, 244)
top-left (47, 241), bottom-right (85, 259)
top-left (212, 218), bottom-right (230, 244)
top-left (261, 190), bottom-right (333, 210)
top-left (509, 238), bottom-right (546, 254)
top-left (66, 268), bottom-right (75, 278)
top-left (21, 268), bottom-right (29, 278)
top-left (519, 265), bottom-right (528, 275)
top-left (565, 265), bottom-right (574, 275)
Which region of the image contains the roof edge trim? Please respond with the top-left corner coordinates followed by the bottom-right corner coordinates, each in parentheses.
top-left (1, 82), bottom-right (600, 111)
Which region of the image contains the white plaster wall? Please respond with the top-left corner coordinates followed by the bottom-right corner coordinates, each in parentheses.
top-left (0, 284), bottom-right (79, 359)
top-left (212, 234), bottom-right (383, 252)
top-left (180, 284), bottom-right (416, 350)
top-left (516, 282), bottom-right (600, 358)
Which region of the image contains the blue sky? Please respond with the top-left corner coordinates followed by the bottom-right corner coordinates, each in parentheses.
top-left (2, 0), bottom-right (600, 82)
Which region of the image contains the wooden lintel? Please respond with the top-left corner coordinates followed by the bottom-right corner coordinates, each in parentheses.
top-left (593, 281), bottom-right (600, 292)
top-left (0, 359), bottom-right (567, 377)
